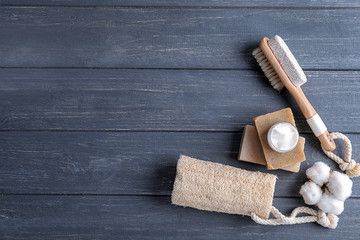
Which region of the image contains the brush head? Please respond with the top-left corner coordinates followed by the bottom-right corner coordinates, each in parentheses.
top-left (252, 36), bottom-right (307, 91)
top-left (252, 47), bottom-right (284, 91)
top-left (268, 35), bottom-right (307, 87)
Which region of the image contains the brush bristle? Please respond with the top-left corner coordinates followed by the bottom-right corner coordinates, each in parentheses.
top-left (252, 48), bottom-right (284, 91)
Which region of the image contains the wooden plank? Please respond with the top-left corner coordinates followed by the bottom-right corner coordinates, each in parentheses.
top-left (0, 131), bottom-right (359, 196)
top-left (1, 8), bottom-right (360, 69)
top-left (0, 195), bottom-right (358, 239)
top-left (0, 69), bottom-right (359, 132)
top-left (1, 0), bottom-right (360, 8)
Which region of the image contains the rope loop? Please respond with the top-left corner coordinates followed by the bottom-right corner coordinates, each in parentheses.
top-left (321, 132), bottom-right (360, 178)
top-left (339, 159), bottom-right (356, 172)
top-left (251, 206), bottom-right (338, 229)
top-left (316, 211), bottom-right (338, 229)
top-left (251, 207), bottom-right (339, 229)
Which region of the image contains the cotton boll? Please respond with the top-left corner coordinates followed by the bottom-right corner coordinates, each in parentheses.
top-left (299, 181), bottom-right (322, 205)
top-left (306, 162), bottom-right (331, 186)
top-left (318, 193), bottom-right (344, 215)
top-left (327, 171), bottom-right (353, 201)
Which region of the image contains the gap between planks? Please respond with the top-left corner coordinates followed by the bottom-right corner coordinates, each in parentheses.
top-left (1, 193), bottom-right (359, 199)
top-left (1, 5), bottom-right (360, 10)
top-left (2, 130), bottom-right (360, 135)
top-left (1, 67), bottom-right (360, 72)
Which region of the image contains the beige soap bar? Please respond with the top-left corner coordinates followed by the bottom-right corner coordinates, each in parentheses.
top-left (253, 108), bottom-right (306, 170)
top-left (238, 125), bottom-right (304, 172)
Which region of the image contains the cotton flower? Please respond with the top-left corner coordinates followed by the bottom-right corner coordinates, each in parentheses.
top-left (299, 181), bottom-right (322, 205)
top-left (327, 171), bottom-right (353, 201)
top-left (301, 162), bottom-right (353, 216)
top-left (317, 193), bottom-right (344, 216)
top-left (306, 162), bottom-right (331, 186)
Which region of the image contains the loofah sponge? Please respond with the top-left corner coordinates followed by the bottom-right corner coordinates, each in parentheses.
top-left (171, 155), bottom-right (277, 219)
top-left (172, 157), bottom-right (339, 228)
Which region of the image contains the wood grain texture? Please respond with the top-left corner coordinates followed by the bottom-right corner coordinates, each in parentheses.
top-left (0, 69), bottom-right (359, 132)
top-left (0, 195), bottom-right (359, 239)
top-left (1, 7), bottom-right (360, 69)
top-left (1, 0), bottom-right (360, 7)
top-left (1, 3), bottom-right (360, 239)
top-left (0, 131), bottom-right (359, 196)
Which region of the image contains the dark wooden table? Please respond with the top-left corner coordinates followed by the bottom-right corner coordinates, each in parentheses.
top-left (0, 1), bottom-right (359, 239)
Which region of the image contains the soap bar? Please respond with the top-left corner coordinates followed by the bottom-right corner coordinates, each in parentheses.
top-left (238, 125), bottom-right (304, 172)
top-left (253, 108), bottom-right (306, 170)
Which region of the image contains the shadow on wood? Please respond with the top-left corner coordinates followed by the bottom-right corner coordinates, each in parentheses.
top-left (152, 158), bottom-right (177, 198)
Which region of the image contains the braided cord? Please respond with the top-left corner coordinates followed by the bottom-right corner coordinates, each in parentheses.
top-left (322, 132), bottom-right (360, 178)
top-left (251, 206), bottom-right (338, 229)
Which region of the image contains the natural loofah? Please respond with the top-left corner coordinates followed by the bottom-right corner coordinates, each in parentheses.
top-left (305, 162), bottom-right (331, 186)
top-left (171, 155), bottom-right (277, 219)
top-left (317, 193), bottom-right (344, 216)
top-left (327, 171), bottom-right (352, 201)
top-left (299, 181), bottom-right (322, 205)
top-left (173, 156), bottom-right (339, 228)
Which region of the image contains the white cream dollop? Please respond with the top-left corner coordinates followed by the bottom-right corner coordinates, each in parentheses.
top-left (267, 122), bottom-right (299, 153)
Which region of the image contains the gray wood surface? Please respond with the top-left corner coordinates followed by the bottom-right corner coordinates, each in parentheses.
top-left (0, 196), bottom-right (359, 240)
top-left (1, 2), bottom-right (359, 239)
top-left (0, 131), bottom-right (359, 197)
top-left (1, 0), bottom-right (360, 8)
top-left (0, 69), bottom-right (359, 132)
top-left (0, 7), bottom-right (360, 69)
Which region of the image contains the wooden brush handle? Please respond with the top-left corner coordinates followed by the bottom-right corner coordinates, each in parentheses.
top-left (291, 88), bottom-right (336, 151)
top-left (259, 38), bottom-right (336, 151)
